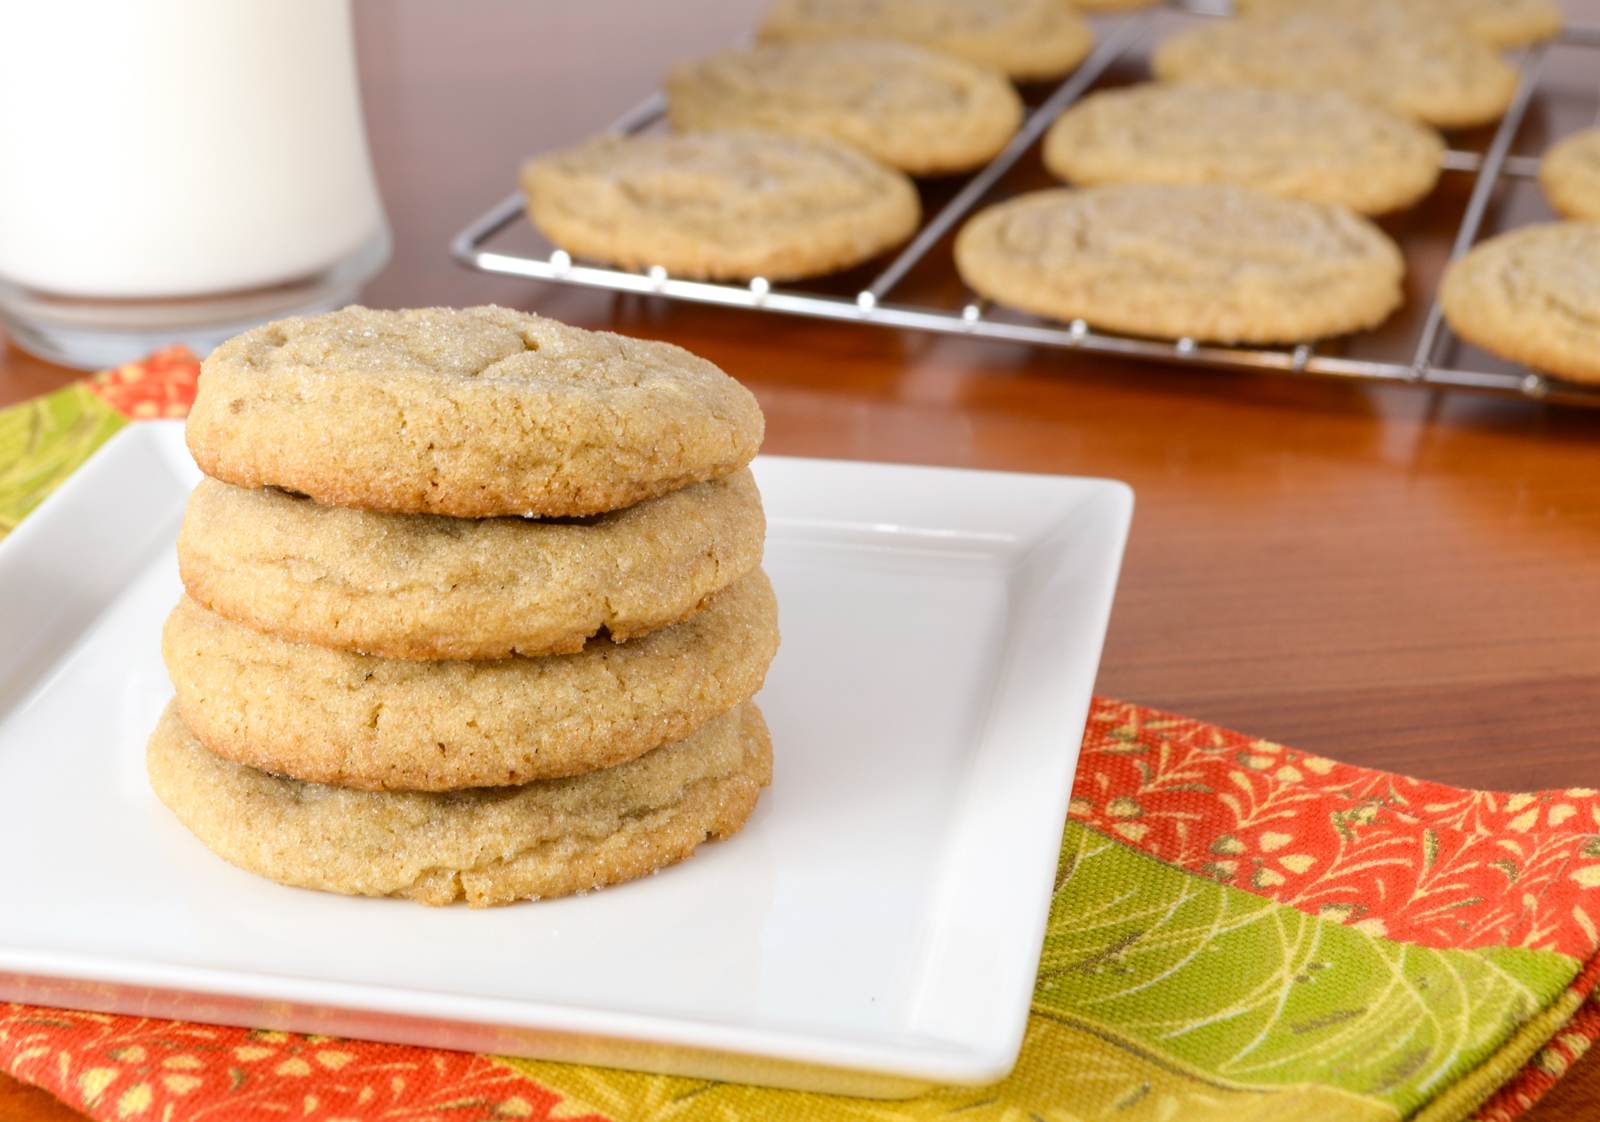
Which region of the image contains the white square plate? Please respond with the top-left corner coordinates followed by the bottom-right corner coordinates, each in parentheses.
top-left (0, 422), bottom-right (1131, 1097)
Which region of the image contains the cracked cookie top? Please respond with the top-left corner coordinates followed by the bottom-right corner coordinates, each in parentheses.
top-left (163, 570), bottom-right (778, 790)
top-left (1043, 84), bottom-right (1444, 216)
top-left (1440, 223), bottom-right (1600, 385)
top-left (665, 40), bottom-right (1022, 177)
top-left (520, 130), bottom-right (919, 282)
top-left (955, 184), bottom-right (1404, 345)
top-left (176, 469), bottom-right (766, 660)
top-left (1152, 10), bottom-right (1516, 130)
top-left (186, 305), bottom-right (765, 517)
top-left (757, 0), bottom-right (1094, 81)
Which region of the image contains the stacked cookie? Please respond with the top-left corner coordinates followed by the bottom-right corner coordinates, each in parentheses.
top-left (149, 305), bottom-right (777, 907)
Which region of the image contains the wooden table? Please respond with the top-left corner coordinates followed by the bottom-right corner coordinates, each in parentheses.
top-left (4, 2), bottom-right (1598, 1117)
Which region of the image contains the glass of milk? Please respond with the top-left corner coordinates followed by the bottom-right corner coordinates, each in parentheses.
top-left (0, 0), bottom-right (389, 369)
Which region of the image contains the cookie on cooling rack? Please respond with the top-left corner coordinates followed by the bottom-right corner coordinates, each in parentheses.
top-left (1232, 0), bottom-right (1562, 48)
top-left (148, 701), bottom-right (772, 907)
top-left (1540, 128), bottom-right (1600, 222)
top-left (1043, 84), bottom-right (1444, 215)
top-left (186, 305), bottom-right (764, 519)
top-left (1151, 10), bottom-right (1517, 130)
top-left (666, 41), bottom-right (1022, 177)
top-left (756, 0), bottom-right (1094, 82)
top-left (1440, 223), bottom-right (1600, 385)
top-left (521, 131), bottom-right (919, 281)
top-left (954, 184), bottom-right (1404, 344)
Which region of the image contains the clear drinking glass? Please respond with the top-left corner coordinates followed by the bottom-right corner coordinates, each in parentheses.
top-left (0, 0), bottom-right (390, 369)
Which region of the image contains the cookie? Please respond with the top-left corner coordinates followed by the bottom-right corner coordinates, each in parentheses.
top-left (954, 184), bottom-right (1404, 344)
top-left (1043, 84), bottom-right (1444, 215)
top-left (521, 131), bottom-right (919, 281)
top-left (757, 0), bottom-right (1093, 82)
top-left (186, 305), bottom-right (764, 519)
top-left (666, 41), bottom-right (1022, 177)
top-left (1151, 11), bottom-right (1517, 130)
top-left (164, 571), bottom-right (779, 791)
top-left (1232, 0), bottom-right (1562, 48)
top-left (176, 469), bottom-right (765, 661)
top-left (147, 702), bottom-right (772, 907)
top-left (1439, 223), bottom-right (1600, 384)
top-left (1541, 129), bottom-right (1600, 222)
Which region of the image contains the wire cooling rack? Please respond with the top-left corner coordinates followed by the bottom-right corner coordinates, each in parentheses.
top-left (450, 5), bottom-right (1600, 407)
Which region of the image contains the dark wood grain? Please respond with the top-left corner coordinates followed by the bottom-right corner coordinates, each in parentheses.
top-left (3, 2), bottom-right (1598, 1118)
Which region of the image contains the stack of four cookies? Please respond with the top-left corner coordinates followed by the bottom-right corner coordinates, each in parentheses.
top-left (149, 305), bottom-right (777, 907)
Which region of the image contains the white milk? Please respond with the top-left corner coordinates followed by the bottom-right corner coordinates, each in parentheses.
top-left (0, 0), bottom-right (385, 298)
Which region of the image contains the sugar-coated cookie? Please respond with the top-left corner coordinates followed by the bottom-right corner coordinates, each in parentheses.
top-left (187, 305), bottom-right (764, 519)
top-left (1541, 129), bottom-right (1600, 223)
top-left (757, 0), bottom-right (1094, 81)
top-left (667, 41), bottom-right (1021, 176)
top-left (1152, 11), bottom-right (1517, 130)
top-left (955, 184), bottom-right (1404, 344)
top-left (1440, 223), bottom-right (1600, 384)
top-left (148, 702), bottom-right (772, 907)
top-left (1044, 84), bottom-right (1443, 215)
top-left (1233, 0), bottom-right (1562, 48)
top-left (522, 131), bottom-right (919, 281)
top-left (176, 470), bottom-right (765, 661)
top-left (165, 572), bottom-right (779, 791)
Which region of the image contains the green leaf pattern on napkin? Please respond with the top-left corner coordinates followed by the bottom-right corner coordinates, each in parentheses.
top-left (0, 382), bottom-right (125, 538)
top-left (1038, 824), bottom-right (1577, 1114)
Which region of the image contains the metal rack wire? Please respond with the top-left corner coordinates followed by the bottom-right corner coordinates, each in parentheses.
top-left (450, 10), bottom-right (1600, 407)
